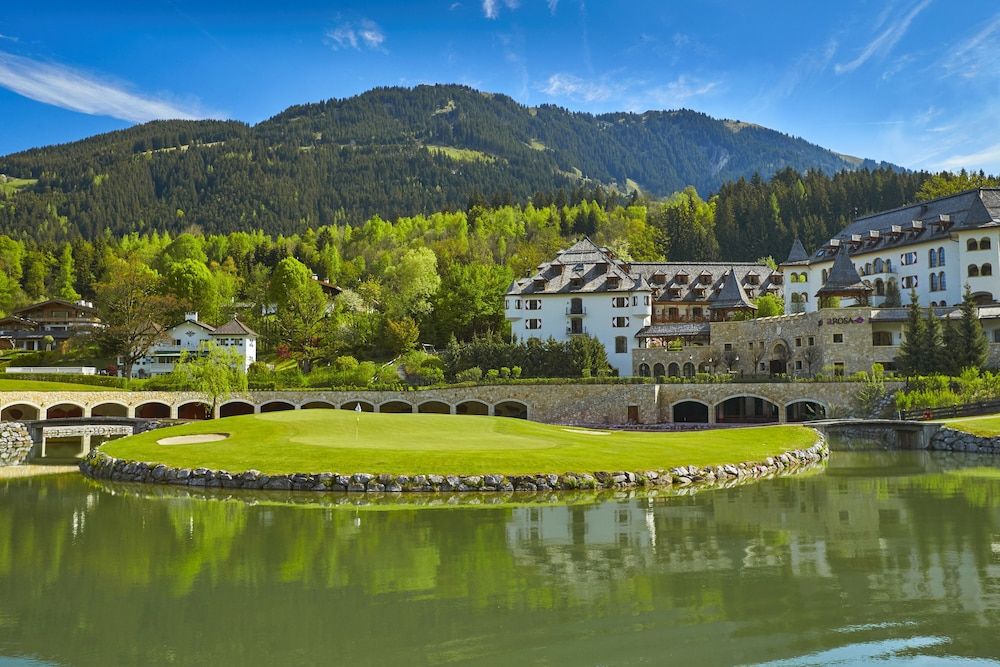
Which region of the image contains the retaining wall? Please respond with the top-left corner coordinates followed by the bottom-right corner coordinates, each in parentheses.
top-left (0, 422), bottom-right (33, 466)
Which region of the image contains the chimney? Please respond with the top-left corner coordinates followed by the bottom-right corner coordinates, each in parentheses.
top-left (185, 311), bottom-right (199, 322)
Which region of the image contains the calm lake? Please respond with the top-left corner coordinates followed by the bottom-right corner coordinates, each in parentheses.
top-left (2, 450), bottom-right (1000, 665)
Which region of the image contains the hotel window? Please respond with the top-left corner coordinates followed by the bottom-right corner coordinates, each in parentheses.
top-left (968, 238), bottom-right (979, 251)
top-left (833, 362), bottom-right (845, 377)
top-left (983, 263), bottom-right (993, 276)
top-left (612, 296), bottom-right (629, 307)
top-left (938, 272), bottom-right (946, 291)
top-left (795, 360), bottom-right (802, 370)
top-left (873, 258), bottom-right (884, 273)
top-left (632, 296), bottom-right (638, 306)
top-left (929, 273), bottom-right (938, 291)
top-left (643, 295), bottom-right (650, 305)
top-left (833, 333), bottom-right (844, 343)
top-left (928, 249), bottom-right (937, 267)
top-left (525, 319), bottom-right (542, 330)
top-left (901, 251), bottom-right (918, 266)
top-left (982, 237), bottom-right (992, 250)
top-left (808, 337), bottom-right (815, 346)
top-left (611, 316), bottom-right (629, 328)
top-left (724, 343), bottom-right (733, 351)
top-left (615, 336), bottom-right (628, 354)
top-left (994, 329), bottom-right (1000, 343)
top-left (936, 247), bottom-right (945, 266)
top-left (795, 337), bottom-right (802, 347)
top-left (526, 299), bottom-right (542, 310)
top-left (873, 331), bottom-right (893, 346)
top-left (901, 276), bottom-right (918, 288)
top-left (515, 299), bottom-right (521, 309)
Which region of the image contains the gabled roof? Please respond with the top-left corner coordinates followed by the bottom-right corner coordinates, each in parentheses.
top-left (167, 317), bottom-right (215, 333)
top-left (711, 269), bottom-right (756, 311)
top-left (11, 299), bottom-right (97, 316)
top-left (506, 236), bottom-right (646, 295)
top-left (211, 318), bottom-right (258, 337)
top-left (784, 238), bottom-right (809, 264)
top-left (816, 245), bottom-right (872, 296)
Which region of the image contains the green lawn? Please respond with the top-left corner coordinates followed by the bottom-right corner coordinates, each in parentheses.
top-left (0, 378), bottom-right (116, 392)
top-left (938, 414), bottom-right (1000, 437)
top-left (102, 410), bottom-right (818, 476)
top-left (0, 177), bottom-right (37, 196)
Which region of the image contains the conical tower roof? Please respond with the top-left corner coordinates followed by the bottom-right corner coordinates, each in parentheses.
top-left (711, 269), bottom-right (756, 311)
top-left (816, 245), bottom-right (872, 297)
top-left (784, 238), bottom-right (809, 264)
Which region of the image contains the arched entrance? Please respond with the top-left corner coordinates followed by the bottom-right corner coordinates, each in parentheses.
top-left (494, 401), bottom-right (528, 419)
top-left (653, 363), bottom-right (665, 378)
top-left (341, 400), bottom-right (374, 412)
top-left (1, 403), bottom-right (39, 421)
top-left (638, 363), bottom-right (650, 377)
top-left (177, 402), bottom-right (211, 420)
top-left (418, 401), bottom-right (451, 414)
top-left (46, 403), bottom-right (84, 419)
top-left (260, 401), bottom-right (295, 413)
top-left (456, 400), bottom-right (489, 416)
top-left (302, 401), bottom-right (336, 410)
top-left (667, 362), bottom-right (680, 377)
top-left (672, 401), bottom-right (708, 423)
top-left (135, 402), bottom-right (170, 419)
top-left (220, 401), bottom-right (255, 417)
top-left (769, 341), bottom-right (789, 375)
top-left (786, 400), bottom-right (827, 422)
top-left (91, 402), bottom-right (128, 417)
top-left (682, 362), bottom-right (695, 378)
top-left (379, 401), bottom-right (413, 413)
top-left (715, 396), bottom-right (779, 424)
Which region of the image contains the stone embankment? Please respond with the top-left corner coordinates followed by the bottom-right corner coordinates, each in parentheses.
top-left (79, 437), bottom-right (828, 493)
top-left (928, 426), bottom-right (1000, 454)
top-left (0, 422), bottom-right (33, 466)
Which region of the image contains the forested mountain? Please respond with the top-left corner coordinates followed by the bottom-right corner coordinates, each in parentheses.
top-left (0, 84), bottom-right (897, 241)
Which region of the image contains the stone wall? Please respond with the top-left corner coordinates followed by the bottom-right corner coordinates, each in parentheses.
top-left (0, 422), bottom-right (33, 466)
top-left (79, 437), bottom-right (828, 494)
top-left (0, 381), bottom-right (893, 426)
top-left (928, 426), bottom-right (1000, 454)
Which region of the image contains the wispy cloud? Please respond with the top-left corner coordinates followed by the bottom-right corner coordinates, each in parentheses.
top-left (939, 143), bottom-right (1000, 171)
top-left (325, 19), bottom-right (386, 51)
top-left (0, 51), bottom-right (212, 122)
top-left (541, 72), bottom-right (719, 110)
top-left (548, 0), bottom-right (558, 15)
top-left (942, 12), bottom-right (1000, 79)
top-left (0, 34), bottom-right (17, 43)
top-left (834, 0), bottom-right (931, 74)
top-left (482, 0), bottom-right (520, 19)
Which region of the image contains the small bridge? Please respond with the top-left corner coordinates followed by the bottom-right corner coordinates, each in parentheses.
top-left (814, 419), bottom-right (943, 450)
top-left (21, 416), bottom-right (165, 460)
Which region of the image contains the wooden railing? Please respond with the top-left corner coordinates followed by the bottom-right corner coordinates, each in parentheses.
top-left (900, 398), bottom-right (1000, 421)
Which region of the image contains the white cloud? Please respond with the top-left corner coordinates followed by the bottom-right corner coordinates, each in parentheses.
top-left (0, 34), bottom-right (17, 42)
top-left (325, 19), bottom-right (386, 51)
top-left (548, 0), bottom-right (558, 14)
top-left (541, 72), bottom-right (719, 110)
top-left (942, 12), bottom-right (1000, 79)
top-left (542, 73), bottom-right (618, 102)
top-left (482, 0), bottom-right (520, 19)
top-left (0, 51), bottom-right (211, 123)
top-left (939, 143), bottom-right (1000, 171)
top-left (834, 0), bottom-right (931, 74)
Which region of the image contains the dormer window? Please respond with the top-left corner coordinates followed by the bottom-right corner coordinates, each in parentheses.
top-left (771, 274), bottom-right (783, 284)
top-left (746, 272), bottom-right (760, 285)
top-left (652, 272), bottom-right (666, 284)
top-left (676, 272), bottom-right (689, 285)
top-left (533, 278), bottom-right (546, 290)
top-left (667, 288), bottom-right (680, 298)
top-left (607, 277), bottom-right (620, 289)
top-left (698, 272), bottom-right (712, 285)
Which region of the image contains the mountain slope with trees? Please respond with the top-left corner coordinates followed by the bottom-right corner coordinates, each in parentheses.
top-left (0, 84), bottom-right (898, 241)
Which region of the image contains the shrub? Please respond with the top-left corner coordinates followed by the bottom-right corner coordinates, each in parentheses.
top-left (485, 369), bottom-right (500, 380)
top-left (455, 366), bottom-right (483, 383)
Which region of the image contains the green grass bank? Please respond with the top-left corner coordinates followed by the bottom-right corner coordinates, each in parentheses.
top-left (102, 410), bottom-right (818, 476)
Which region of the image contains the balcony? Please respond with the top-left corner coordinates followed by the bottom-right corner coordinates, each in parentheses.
top-left (566, 325), bottom-right (588, 336)
top-left (565, 305), bottom-right (587, 315)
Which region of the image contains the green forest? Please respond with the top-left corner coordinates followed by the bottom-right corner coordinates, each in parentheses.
top-left (0, 84), bottom-right (897, 242)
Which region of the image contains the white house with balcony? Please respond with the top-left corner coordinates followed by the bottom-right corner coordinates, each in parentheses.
top-left (130, 312), bottom-right (257, 377)
top-left (504, 238), bottom-right (653, 374)
top-left (781, 188), bottom-right (1000, 313)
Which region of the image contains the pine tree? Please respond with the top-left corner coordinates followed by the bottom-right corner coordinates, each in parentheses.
top-left (883, 279), bottom-right (901, 307)
top-left (54, 244), bottom-right (80, 301)
top-left (897, 290), bottom-right (927, 376)
top-left (953, 284), bottom-right (989, 371)
top-left (923, 307), bottom-right (944, 374)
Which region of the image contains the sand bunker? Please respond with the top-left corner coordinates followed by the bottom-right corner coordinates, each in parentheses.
top-left (561, 428), bottom-right (611, 436)
top-left (158, 433), bottom-right (230, 446)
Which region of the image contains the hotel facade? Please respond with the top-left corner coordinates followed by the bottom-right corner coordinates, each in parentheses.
top-left (505, 188), bottom-right (1000, 380)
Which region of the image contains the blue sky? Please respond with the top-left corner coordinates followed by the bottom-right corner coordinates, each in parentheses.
top-left (2, 1), bottom-right (999, 174)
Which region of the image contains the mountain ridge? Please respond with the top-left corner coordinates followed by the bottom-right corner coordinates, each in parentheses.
top-left (0, 84), bottom-right (901, 239)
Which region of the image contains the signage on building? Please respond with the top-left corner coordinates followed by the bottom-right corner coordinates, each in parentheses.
top-left (818, 316), bottom-right (866, 326)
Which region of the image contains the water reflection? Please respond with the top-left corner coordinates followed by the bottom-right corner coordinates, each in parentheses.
top-left (0, 451), bottom-right (999, 665)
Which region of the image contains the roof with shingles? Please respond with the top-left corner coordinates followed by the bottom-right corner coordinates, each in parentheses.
top-left (211, 318), bottom-right (258, 337)
top-left (816, 245), bottom-right (872, 296)
top-left (711, 269), bottom-right (757, 310)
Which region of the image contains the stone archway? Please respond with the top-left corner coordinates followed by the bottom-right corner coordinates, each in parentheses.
top-left (220, 401), bottom-right (255, 417)
top-left (1, 403), bottom-right (40, 421)
top-left (715, 396), bottom-right (779, 424)
top-left (456, 400), bottom-right (489, 416)
top-left (494, 401), bottom-right (528, 419)
top-left (769, 341), bottom-right (790, 375)
top-left (786, 400), bottom-right (827, 422)
top-left (135, 402), bottom-right (170, 419)
top-left (672, 400), bottom-right (708, 423)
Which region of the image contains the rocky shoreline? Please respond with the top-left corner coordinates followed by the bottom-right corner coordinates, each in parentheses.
top-left (79, 435), bottom-right (829, 493)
